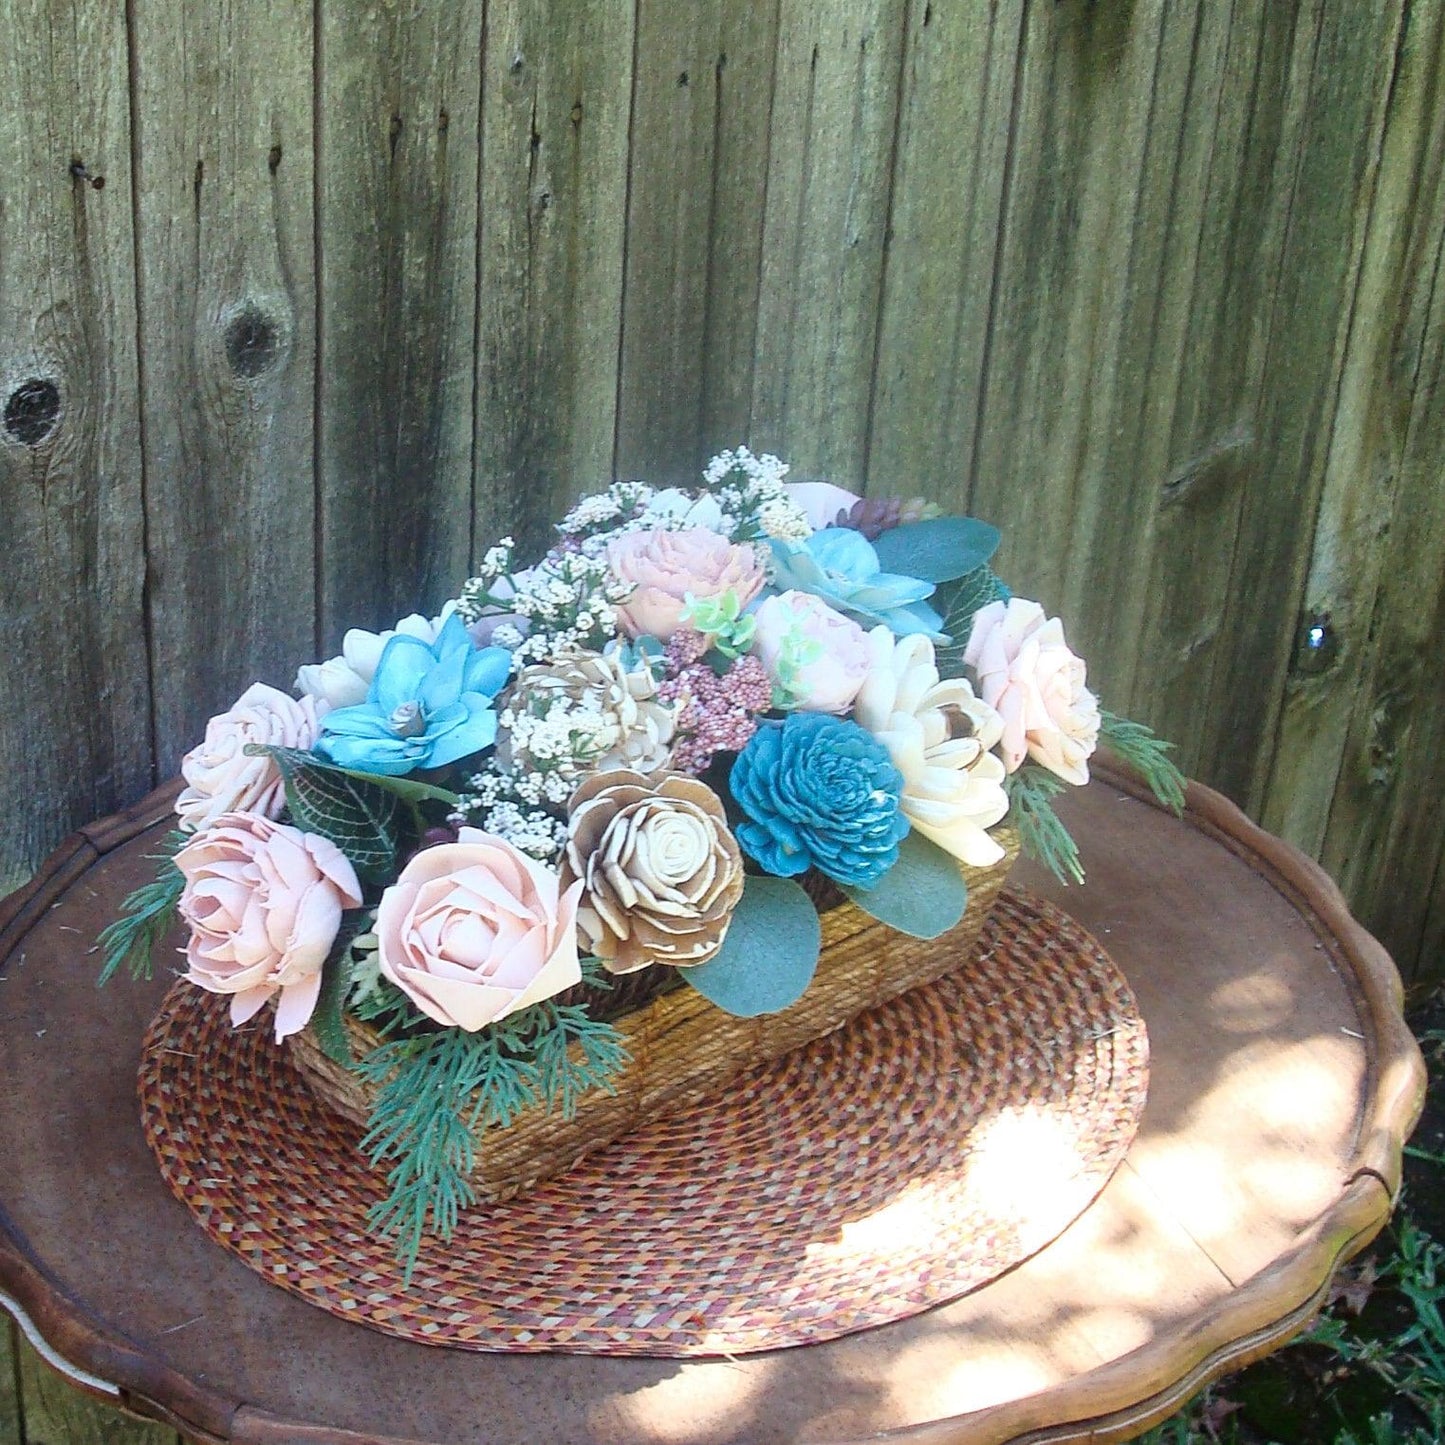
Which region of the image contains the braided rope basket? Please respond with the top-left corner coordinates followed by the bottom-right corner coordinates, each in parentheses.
top-left (289, 829), bottom-right (1020, 1204)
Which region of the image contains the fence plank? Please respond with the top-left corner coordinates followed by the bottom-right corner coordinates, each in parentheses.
top-left (614, 0), bottom-right (780, 483)
top-left (316, 0), bottom-right (482, 639)
top-left (131, 0), bottom-right (317, 770)
top-left (14, 1336), bottom-right (176, 1445)
top-left (749, 0), bottom-right (906, 486)
top-left (0, 1320), bottom-right (18, 1445)
top-left (474, 0), bottom-right (634, 556)
top-left (866, 0), bottom-right (1024, 505)
top-left (0, 0), bottom-right (151, 878)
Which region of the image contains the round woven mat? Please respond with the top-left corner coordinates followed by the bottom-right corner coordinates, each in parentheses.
top-left (137, 888), bottom-right (1148, 1357)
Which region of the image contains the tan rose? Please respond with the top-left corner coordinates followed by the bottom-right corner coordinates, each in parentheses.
top-left (176, 683), bottom-right (328, 832)
top-left (176, 812), bottom-right (363, 1041)
top-left (607, 528), bottom-right (766, 641)
top-left (963, 599), bottom-right (1100, 784)
top-left (560, 771), bottom-right (744, 973)
top-left (375, 829), bottom-right (583, 1032)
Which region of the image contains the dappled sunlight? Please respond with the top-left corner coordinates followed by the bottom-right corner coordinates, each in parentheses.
top-left (611, 1357), bottom-right (773, 1442)
top-left (1209, 966), bottom-right (1296, 1033)
top-left (964, 1104), bottom-right (1090, 1219)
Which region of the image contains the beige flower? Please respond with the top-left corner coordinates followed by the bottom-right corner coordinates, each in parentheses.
top-left (176, 683), bottom-right (329, 833)
top-left (963, 599), bottom-right (1100, 784)
top-left (176, 812), bottom-right (363, 1041)
top-left (854, 629), bottom-right (1010, 867)
top-left (560, 771), bottom-right (745, 973)
top-left (375, 829), bottom-right (583, 1032)
top-left (607, 527), bottom-right (766, 641)
top-left (501, 646), bottom-right (677, 777)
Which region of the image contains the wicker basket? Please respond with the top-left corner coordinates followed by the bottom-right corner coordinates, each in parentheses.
top-left (289, 831), bottom-right (1019, 1204)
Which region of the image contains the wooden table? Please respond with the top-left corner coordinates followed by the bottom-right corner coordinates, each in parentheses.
top-left (0, 765), bottom-right (1424, 1445)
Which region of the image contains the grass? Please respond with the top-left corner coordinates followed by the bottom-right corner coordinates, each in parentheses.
top-left (1134, 1026), bottom-right (1445, 1445)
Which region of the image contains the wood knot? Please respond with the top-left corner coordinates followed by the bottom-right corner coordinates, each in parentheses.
top-left (223, 308), bottom-right (281, 380)
top-left (4, 378), bottom-right (62, 446)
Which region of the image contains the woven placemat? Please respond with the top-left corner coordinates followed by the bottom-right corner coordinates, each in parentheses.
top-left (137, 887), bottom-right (1148, 1357)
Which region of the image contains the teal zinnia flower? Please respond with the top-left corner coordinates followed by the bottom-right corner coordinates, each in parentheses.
top-left (317, 614), bottom-right (511, 775)
top-left (767, 527), bottom-right (945, 639)
top-left (728, 713), bottom-right (909, 887)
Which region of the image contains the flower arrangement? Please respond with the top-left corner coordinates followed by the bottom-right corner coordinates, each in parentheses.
top-left (100, 446), bottom-right (1183, 1270)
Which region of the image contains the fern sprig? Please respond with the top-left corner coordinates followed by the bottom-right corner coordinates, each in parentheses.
top-left (1099, 710), bottom-right (1187, 814)
top-left (96, 832), bottom-right (189, 984)
top-left (1004, 766), bottom-right (1085, 886)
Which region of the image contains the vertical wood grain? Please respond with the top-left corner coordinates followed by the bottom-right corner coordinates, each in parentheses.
top-left (316, 1), bottom-right (482, 640)
top-left (474, 0), bottom-right (634, 558)
top-left (866, 0), bottom-right (1024, 505)
top-left (0, 1321), bottom-right (19, 1445)
top-left (613, 0), bottom-right (780, 483)
top-left (14, 1337), bottom-right (176, 1445)
top-left (0, 0), bottom-right (151, 878)
top-left (749, 0), bottom-right (906, 487)
top-left (130, 0), bottom-right (316, 770)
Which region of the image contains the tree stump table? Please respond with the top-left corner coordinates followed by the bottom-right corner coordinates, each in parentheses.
top-left (0, 765), bottom-right (1423, 1445)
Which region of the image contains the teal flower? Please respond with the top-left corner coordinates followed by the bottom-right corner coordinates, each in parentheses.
top-left (317, 614), bottom-right (511, 775)
top-left (728, 713), bottom-right (909, 887)
top-left (767, 527), bottom-right (944, 639)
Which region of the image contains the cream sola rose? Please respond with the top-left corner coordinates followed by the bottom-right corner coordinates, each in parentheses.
top-left (963, 598), bottom-right (1101, 784)
top-left (375, 830), bottom-right (584, 1031)
top-left (176, 683), bottom-right (329, 833)
top-left (176, 813), bottom-right (363, 1041)
top-left (853, 629), bottom-right (1011, 867)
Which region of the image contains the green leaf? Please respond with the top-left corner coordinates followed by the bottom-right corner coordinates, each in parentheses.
top-left (872, 515), bottom-right (1001, 583)
top-left (95, 836), bottom-right (188, 984)
top-left (1099, 710), bottom-right (1187, 815)
top-left (841, 830), bottom-right (968, 938)
top-left (933, 566), bottom-right (1011, 675)
top-left (310, 909), bottom-right (375, 1064)
top-left (254, 745), bottom-right (401, 883)
top-left (682, 875), bottom-right (820, 1017)
top-left (333, 768), bottom-right (460, 807)
top-left (1005, 766), bottom-right (1085, 885)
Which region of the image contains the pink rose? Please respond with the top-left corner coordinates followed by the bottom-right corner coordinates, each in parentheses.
top-left (752, 591), bottom-right (871, 713)
top-left (608, 528), bottom-right (766, 641)
top-left (177, 813), bottom-right (363, 1041)
top-left (963, 599), bottom-right (1100, 784)
top-left (177, 683), bottom-right (328, 833)
top-left (375, 828), bottom-right (584, 1032)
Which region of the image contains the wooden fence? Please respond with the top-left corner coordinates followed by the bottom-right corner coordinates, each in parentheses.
top-left (2, 0), bottom-right (1445, 1436)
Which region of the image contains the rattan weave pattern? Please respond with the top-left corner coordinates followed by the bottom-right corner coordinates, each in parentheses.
top-left (136, 888), bottom-right (1148, 1357)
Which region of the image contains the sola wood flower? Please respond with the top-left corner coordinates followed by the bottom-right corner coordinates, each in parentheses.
top-left (560, 771), bottom-right (745, 973)
top-left (176, 683), bottom-right (329, 833)
top-left (964, 598), bottom-right (1100, 784)
top-left (853, 630), bottom-right (1009, 867)
top-left (607, 527), bottom-right (766, 641)
top-left (176, 812), bottom-right (363, 1041)
top-left (375, 829), bottom-right (584, 1031)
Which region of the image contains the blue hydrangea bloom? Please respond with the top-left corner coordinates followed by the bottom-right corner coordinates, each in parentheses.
top-left (729, 714), bottom-right (910, 888)
top-left (767, 528), bottom-right (945, 638)
top-left (317, 614), bottom-right (511, 775)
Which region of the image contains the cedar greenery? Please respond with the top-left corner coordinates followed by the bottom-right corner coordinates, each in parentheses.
top-left (355, 959), bottom-right (629, 1278)
top-left (1100, 709), bottom-right (1187, 814)
top-left (1004, 767), bottom-right (1085, 886)
top-left (95, 832), bottom-right (189, 984)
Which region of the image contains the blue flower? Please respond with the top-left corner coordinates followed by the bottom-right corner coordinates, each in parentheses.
top-left (729, 714), bottom-right (909, 888)
top-left (317, 614), bottom-right (511, 775)
top-left (767, 528), bottom-right (945, 638)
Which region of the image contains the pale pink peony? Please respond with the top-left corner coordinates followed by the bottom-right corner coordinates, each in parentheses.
top-left (176, 683), bottom-right (329, 833)
top-left (608, 528), bottom-right (766, 641)
top-left (375, 829), bottom-right (584, 1032)
top-left (752, 590), bottom-right (872, 713)
top-left (963, 599), bottom-right (1100, 784)
top-left (176, 813), bottom-right (363, 1041)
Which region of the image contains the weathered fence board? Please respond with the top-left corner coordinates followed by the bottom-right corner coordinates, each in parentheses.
top-left (473, 0), bottom-right (634, 555)
top-left (316, 0), bottom-right (482, 639)
top-left (12, 1338), bottom-right (175, 1445)
top-left (130, 0), bottom-right (318, 767)
top-left (0, 0), bottom-right (151, 877)
top-left (0, 1322), bottom-right (18, 1445)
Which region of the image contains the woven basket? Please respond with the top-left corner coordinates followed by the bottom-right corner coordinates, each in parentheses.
top-left (289, 830), bottom-right (1019, 1204)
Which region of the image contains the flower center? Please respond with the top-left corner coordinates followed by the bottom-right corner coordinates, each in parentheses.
top-left (389, 700), bottom-right (427, 737)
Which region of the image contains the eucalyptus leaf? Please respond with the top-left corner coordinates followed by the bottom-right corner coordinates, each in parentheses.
top-left (841, 830), bottom-right (968, 938)
top-left (682, 875), bottom-right (821, 1017)
top-left (873, 516), bottom-right (1001, 583)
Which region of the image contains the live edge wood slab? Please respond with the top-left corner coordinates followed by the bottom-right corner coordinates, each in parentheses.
top-left (0, 762), bottom-right (1423, 1445)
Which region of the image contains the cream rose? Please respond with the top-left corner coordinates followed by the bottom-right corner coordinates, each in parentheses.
top-left (752, 590), bottom-right (871, 713)
top-left (176, 683), bottom-right (329, 833)
top-left (177, 812), bottom-right (363, 1041)
top-left (608, 528), bottom-right (766, 641)
top-left (963, 599), bottom-right (1100, 784)
top-left (375, 829), bottom-right (583, 1032)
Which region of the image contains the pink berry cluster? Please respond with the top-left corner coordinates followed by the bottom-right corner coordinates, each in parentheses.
top-left (660, 630), bottom-right (773, 774)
